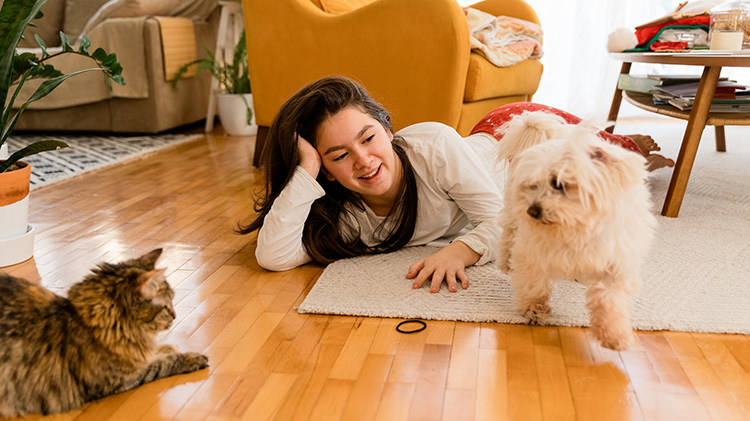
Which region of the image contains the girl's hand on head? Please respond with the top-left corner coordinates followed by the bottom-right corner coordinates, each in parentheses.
top-left (406, 241), bottom-right (481, 293)
top-left (297, 133), bottom-right (322, 178)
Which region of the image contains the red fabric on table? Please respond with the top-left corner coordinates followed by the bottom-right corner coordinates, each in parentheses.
top-left (651, 41), bottom-right (689, 50)
top-left (635, 16), bottom-right (711, 45)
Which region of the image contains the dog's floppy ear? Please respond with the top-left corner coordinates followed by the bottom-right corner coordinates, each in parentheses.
top-left (588, 146), bottom-right (616, 164)
top-left (587, 141), bottom-right (647, 191)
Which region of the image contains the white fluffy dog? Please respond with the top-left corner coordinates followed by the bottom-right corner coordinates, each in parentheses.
top-left (496, 111), bottom-right (656, 350)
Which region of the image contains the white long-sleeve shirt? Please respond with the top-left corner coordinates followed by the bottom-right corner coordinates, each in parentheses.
top-left (255, 122), bottom-right (505, 271)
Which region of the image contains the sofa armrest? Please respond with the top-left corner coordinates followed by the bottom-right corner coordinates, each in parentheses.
top-left (244, 0), bottom-right (471, 130)
top-left (469, 0), bottom-right (540, 25)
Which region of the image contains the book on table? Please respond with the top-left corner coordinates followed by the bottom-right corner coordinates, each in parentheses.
top-left (653, 80), bottom-right (747, 98)
top-left (646, 74), bottom-right (730, 85)
top-left (650, 80), bottom-right (749, 112)
top-left (618, 74), bottom-right (662, 94)
top-left (618, 74), bottom-right (732, 95)
top-left (620, 74), bottom-right (750, 112)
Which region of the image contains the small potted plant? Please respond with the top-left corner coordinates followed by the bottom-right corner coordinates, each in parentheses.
top-left (0, 0), bottom-right (124, 267)
top-left (172, 29), bottom-right (255, 136)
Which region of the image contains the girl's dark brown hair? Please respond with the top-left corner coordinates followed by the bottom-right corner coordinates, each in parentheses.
top-left (238, 75), bottom-right (418, 264)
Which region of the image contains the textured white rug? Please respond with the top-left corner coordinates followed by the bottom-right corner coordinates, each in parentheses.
top-left (298, 122), bottom-right (750, 334)
top-left (5, 133), bottom-right (203, 190)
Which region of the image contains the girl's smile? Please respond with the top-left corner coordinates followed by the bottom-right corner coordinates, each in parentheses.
top-left (316, 106), bottom-right (402, 215)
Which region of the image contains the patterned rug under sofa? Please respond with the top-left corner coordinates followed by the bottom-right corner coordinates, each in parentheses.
top-left (5, 133), bottom-right (203, 190)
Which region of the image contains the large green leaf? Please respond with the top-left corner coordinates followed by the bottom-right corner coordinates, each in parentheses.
top-left (0, 0), bottom-right (48, 124)
top-left (0, 139), bottom-right (68, 172)
top-left (2, 68), bottom-right (101, 141)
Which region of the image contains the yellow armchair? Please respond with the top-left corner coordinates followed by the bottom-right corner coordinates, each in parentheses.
top-left (243, 0), bottom-right (543, 165)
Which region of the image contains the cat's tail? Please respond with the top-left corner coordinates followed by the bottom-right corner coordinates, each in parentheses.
top-left (495, 110), bottom-right (569, 164)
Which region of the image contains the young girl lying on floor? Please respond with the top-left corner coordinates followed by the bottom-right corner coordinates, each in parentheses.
top-left (239, 75), bottom-right (673, 293)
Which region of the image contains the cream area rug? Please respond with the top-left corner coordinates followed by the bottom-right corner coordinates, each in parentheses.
top-left (298, 122), bottom-right (750, 334)
top-left (5, 133), bottom-right (203, 190)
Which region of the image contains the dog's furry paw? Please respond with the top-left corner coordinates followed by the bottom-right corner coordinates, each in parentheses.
top-left (592, 326), bottom-right (633, 351)
top-left (498, 253), bottom-right (511, 273)
top-left (522, 301), bottom-right (551, 324)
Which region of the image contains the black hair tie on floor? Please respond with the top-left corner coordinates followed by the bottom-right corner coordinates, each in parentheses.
top-left (396, 319), bottom-right (426, 334)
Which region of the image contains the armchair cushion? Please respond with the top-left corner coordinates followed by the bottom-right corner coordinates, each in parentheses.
top-left (464, 53), bottom-right (542, 101)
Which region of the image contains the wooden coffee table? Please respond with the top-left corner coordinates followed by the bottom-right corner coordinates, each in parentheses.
top-left (607, 52), bottom-right (750, 217)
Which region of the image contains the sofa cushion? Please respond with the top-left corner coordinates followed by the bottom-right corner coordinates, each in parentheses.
top-left (17, 0), bottom-right (65, 48)
top-left (463, 53), bottom-right (543, 102)
top-left (169, 0), bottom-right (219, 21)
top-left (63, 0), bottom-right (111, 39)
top-left (318, 0), bottom-right (376, 14)
top-left (79, 0), bottom-right (180, 39)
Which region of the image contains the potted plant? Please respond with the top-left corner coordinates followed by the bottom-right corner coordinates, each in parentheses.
top-left (0, 0), bottom-right (124, 267)
top-left (172, 29), bottom-right (255, 136)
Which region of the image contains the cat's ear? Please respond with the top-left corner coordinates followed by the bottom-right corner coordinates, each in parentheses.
top-left (138, 269), bottom-right (166, 300)
top-left (139, 248), bottom-right (163, 269)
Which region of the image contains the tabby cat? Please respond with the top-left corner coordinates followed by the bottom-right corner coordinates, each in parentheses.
top-left (0, 249), bottom-right (208, 417)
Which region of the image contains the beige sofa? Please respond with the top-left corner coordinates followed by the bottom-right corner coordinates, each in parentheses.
top-left (11, 0), bottom-right (220, 133)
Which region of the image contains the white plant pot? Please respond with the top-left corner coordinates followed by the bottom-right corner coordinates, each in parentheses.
top-left (0, 196), bottom-right (33, 267)
top-left (217, 93), bottom-right (258, 136)
top-left (0, 224), bottom-right (35, 267)
top-left (0, 195), bottom-right (29, 240)
top-left (0, 143), bottom-right (8, 159)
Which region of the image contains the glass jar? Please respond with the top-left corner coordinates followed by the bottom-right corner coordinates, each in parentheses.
top-left (710, 0), bottom-right (750, 49)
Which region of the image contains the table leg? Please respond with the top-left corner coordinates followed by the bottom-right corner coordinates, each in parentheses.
top-left (661, 65), bottom-right (722, 217)
top-left (715, 125), bottom-right (726, 152)
top-left (605, 62), bottom-right (632, 134)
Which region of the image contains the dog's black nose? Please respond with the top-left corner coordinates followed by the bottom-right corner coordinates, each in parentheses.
top-left (527, 204), bottom-right (542, 219)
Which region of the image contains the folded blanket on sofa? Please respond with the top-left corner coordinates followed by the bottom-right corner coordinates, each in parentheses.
top-left (463, 7), bottom-right (543, 68)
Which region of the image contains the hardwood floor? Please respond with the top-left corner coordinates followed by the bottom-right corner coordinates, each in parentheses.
top-left (4, 127), bottom-right (750, 421)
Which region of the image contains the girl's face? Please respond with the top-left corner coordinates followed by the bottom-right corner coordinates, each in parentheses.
top-left (316, 105), bottom-right (401, 212)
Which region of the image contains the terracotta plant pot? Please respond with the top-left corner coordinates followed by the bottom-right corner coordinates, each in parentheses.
top-left (0, 160), bottom-right (35, 267)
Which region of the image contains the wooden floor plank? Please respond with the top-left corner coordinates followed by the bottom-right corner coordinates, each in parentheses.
top-left (475, 349), bottom-right (508, 421)
top-left (446, 322), bottom-right (480, 390)
top-left (407, 344), bottom-right (452, 420)
top-left (340, 353), bottom-right (394, 421)
top-left (534, 345), bottom-right (576, 421)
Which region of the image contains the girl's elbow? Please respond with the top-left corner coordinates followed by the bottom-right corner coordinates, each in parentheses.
top-left (255, 250), bottom-right (298, 272)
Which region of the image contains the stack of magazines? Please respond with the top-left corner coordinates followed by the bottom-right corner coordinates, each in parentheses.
top-left (618, 74), bottom-right (750, 112)
top-left (651, 75), bottom-right (750, 112)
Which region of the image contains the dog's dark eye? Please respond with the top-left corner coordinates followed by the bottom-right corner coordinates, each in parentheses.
top-left (550, 177), bottom-right (565, 191)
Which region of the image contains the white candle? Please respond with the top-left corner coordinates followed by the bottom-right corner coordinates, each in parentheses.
top-left (710, 30), bottom-right (744, 50)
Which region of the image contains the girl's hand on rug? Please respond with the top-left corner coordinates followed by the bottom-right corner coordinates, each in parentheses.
top-left (407, 242), bottom-right (480, 293)
top-left (297, 133), bottom-right (321, 178)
